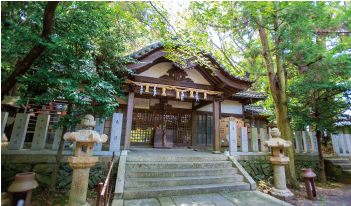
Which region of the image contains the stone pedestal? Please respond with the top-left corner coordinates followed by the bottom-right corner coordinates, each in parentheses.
top-left (67, 156), bottom-right (98, 206)
top-left (264, 128), bottom-right (294, 201)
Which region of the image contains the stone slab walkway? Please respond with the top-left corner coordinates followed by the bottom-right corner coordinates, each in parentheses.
top-left (121, 191), bottom-right (292, 206)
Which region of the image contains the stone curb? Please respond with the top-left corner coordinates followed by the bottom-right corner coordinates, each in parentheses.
top-left (114, 155), bottom-right (126, 199)
top-left (227, 156), bottom-right (257, 190)
top-left (253, 190), bottom-right (293, 206)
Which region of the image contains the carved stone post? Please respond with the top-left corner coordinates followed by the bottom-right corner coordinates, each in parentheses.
top-left (263, 128), bottom-right (294, 201)
top-left (63, 115), bottom-right (108, 206)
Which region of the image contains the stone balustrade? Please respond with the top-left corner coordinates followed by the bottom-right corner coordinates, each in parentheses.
top-left (2, 111), bottom-right (350, 156)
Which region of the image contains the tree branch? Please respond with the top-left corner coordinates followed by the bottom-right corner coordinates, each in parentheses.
top-left (1, 1), bottom-right (59, 100)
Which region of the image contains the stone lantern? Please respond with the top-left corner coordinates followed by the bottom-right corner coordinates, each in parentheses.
top-left (64, 114), bottom-right (107, 206)
top-left (263, 128), bottom-right (294, 201)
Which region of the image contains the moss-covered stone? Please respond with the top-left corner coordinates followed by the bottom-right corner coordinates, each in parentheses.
top-left (32, 164), bottom-right (55, 173)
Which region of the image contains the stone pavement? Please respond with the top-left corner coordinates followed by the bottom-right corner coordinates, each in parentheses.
top-left (122, 190), bottom-right (292, 206)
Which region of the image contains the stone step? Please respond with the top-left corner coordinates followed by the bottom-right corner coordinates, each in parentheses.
top-left (324, 159), bottom-right (350, 163)
top-left (125, 167), bottom-right (238, 178)
top-left (323, 156), bottom-right (349, 160)
top-left (334, 164), bottom-right (351, 169)
top-left (124, 175), bottom-right (244, 188)
top-left (342, 169), bottom-right (351, 175)
top-left (123, 182), bottom-right (251, 199)
top-left (126, 155), bottom-right (228, 162)
top-left (125, 161), bottom-right (232, 170)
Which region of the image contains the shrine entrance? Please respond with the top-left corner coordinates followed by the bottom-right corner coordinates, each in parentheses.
top-left (130, 109), bottom-right (191, 146)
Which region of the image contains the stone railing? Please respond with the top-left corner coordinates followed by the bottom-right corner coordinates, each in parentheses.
top-left (1, 112), bottom-right (123, 156)
top-left (2, 111), bottom-right (350, 156)
top-left (225, 121), bottom-right (351, 156)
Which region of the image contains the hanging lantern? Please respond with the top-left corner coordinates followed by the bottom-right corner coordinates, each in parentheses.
top-left (50, 107), bottom-right (53, 110)
top-left (190, 90), bottom-right (194, 98)
top-left (153, 86), bottom-right (157, 96)
top-left (42, 106), bottom-right (46, 109)
top-left (195, 91), bottom-right (199, 102)
top-left (162, 87), bottom-right (166, 96)
top-left (181, 91), bottom-right (185, 101)
top-left (145, 85), bottom-right (149, 93)
top-left (57, 112), bottom-right (62, 115)
top-left (62, 112), bottom-right (67, 115)
top-left (36, 111), bottom-right (41, 114)
top-left (140, 85), bottom-right (143, 95)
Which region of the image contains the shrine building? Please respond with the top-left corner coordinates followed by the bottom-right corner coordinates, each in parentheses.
top-left (115, 42), bottom-right (268, 153)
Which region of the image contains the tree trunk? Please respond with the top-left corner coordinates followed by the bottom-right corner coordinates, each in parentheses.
top-left (256, 11), bottom-right (301, 189)
top-left (1, 1), bottom-right (59, 100)
top-left (316, 130), bottom-right (327, 182)
top-left (50, 103), bottom-right (72, 193)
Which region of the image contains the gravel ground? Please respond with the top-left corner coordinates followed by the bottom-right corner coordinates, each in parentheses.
top-left (288, 181), bottom-right (351, 206)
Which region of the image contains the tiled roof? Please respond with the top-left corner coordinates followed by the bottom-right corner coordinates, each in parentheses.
top-left (245, 105), bottom-right (272, 116)
top-left (126, 42), bottom-right (254, 83)
top-left (232, 91), bottom-right (267, 99)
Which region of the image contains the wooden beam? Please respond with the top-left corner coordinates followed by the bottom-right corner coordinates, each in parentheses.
top-left (193, 101), bottom-right (213, 111)
top-left (134, 76), bottom-right (214, 91)
top-left (124, 91), bottom-right (134, 151)
top-left (215, 82), bottom-right (226, 90)
top-left (213, 69), bottom-right (251, 90)
top-left (212, 99), bottom-right (220, 153)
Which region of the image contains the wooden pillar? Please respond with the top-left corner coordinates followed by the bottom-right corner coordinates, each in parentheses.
top-left (124, 84), bottom-right (135, 151)
top-left (191, 111), bottom-right (195, 146)
top-left (212, 99), bottom-right (220, 153)
top-left (242, 103), bottom-right (245, 122)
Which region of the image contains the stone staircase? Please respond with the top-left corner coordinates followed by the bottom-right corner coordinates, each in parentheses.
top-left (324, 156), bottom-right (351, 184)
top-left (121, 155), bottom-right (252, 199)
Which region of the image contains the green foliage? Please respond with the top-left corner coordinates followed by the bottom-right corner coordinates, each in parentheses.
top-left (1, 2), bottom-right (161, 128)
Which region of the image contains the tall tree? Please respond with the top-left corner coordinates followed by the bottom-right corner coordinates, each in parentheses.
top-left (175, 1), bottom-right (351, 188)
top-left (11, 1), bottom-right (163, 192)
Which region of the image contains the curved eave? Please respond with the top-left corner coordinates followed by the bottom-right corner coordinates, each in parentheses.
top-left (125, 44), bottom-right (253, 92)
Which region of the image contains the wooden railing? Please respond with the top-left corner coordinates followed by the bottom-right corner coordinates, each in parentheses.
top-left (96, 152), bottom-right (116, 206)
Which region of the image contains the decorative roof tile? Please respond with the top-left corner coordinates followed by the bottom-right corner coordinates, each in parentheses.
top-left (232, 91), bottom-right (267, 98)
top-left (245, 105), bottom-right (272, 116)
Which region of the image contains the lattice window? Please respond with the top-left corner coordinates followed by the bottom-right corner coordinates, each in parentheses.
top-left (194, 114), bottom-right (213, 145)
top-left (130, 109), bottom-right (191, 146)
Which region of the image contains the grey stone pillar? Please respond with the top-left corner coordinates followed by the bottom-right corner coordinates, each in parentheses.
top-left (93, 118), bottom-right (105, 151)
top-left (302, 131), bottom-right (311, 153)
top-left (8, 113), bottom-right (30, 150)
top-left (240, 127), bottom-right (248, 152)
top-left (250, 127), bottom-right (258, 152)
top-left (339, 134), bottom-right (347, 154)
top-left (228, 121), bottom-right (237, 154)
top-left (31, 114), bottom-right (50, 149)
top-left (331, 134), bottom-right (340, 154)
top-left (52, 128), bottom-right (63, 150)
top-left (260, 128), bottom-right (268, 152)
top-left (309, 132), bottom-right (318, 153)
top-left (1, 112), bottom-right (9, 142)
top-left (294, 131), bottom-right (304, 153)
top-left (344, 134), bottom-right (351, 154)
top-left (109, 113), bottom-right (123, 153)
